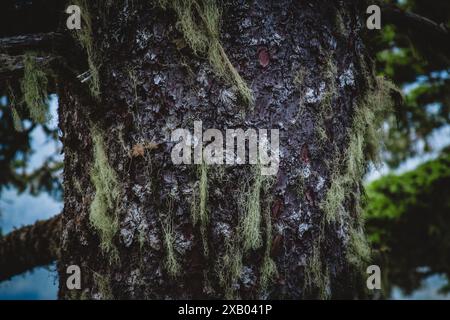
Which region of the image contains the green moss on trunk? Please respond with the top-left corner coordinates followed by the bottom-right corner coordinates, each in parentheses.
top-left (89, 128), bottom-right (120, 262)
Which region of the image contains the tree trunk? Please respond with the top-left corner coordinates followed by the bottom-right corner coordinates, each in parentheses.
top-left (57, 0), bottom-right (384, 299)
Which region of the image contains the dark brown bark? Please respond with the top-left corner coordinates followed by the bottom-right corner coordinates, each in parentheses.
top-left (56, 0), bottom-right (374, 299)
top-left (0, 214), bottom-right (61, 282)
top-left (0, 32), bottom-right (65, 55)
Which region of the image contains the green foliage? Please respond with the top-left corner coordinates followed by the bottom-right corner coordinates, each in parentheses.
top-left (365, 148), bottom-right (450, 295)
top-left (21, 53), bottom-right (49, 124)
top-left (158, 0), bottom-right (253, 106)
top-left (89, 128), bottom-right (120, 262)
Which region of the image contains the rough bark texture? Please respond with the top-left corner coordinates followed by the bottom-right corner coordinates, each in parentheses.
top-left (57, 0), bottom-right (375, 299)
top-left (0, 214), bottom-right (61, 282)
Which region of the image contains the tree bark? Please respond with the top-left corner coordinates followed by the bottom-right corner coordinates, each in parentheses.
top-left (0, 214), bottom-right (61, 282)
top-left (56, 0), bottom-right (376, 299)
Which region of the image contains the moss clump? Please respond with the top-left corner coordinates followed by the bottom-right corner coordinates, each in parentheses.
top-left (73, 0), bottom-right (100, 98)
top-left (89, 128), bottom-right (120, 262)
top-left (158, 0), bottom-right (253, 107)
top-left (21, 53), bottom-right (49, 124)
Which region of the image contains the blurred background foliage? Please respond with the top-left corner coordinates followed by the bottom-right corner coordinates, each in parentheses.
top-left (0, 0), bottom-right (449, 298)
top-left (364, 0), bottom-right (450, 298)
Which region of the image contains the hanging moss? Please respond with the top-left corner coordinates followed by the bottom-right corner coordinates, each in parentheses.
top-left (259, 199), bottom-right (277, 292)
top-left (304, 241), bottom-right (331, 299)
top-left (321, 76), bottom-right (397, 223)
top-left (158, 0), bottom-right (253, 107)
top-left (162, 197), bottom-right (181, 277)
top-left (216, 240), bottom-right (243, 299)
top-left (346, 227), bottom-right (371, 268)
top-left (89, 128), bottom-right (120, 262)
top-left (190, 161), bottom-right (209, 256)
top-left (73, 0), bottom-right (101, 98)
top-left (21, 53), bottom-right (49, 124)
top-left (240, 167), bottom-right (263, 251)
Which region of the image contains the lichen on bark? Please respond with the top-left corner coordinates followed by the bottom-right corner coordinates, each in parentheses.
top-left (72, 0), bottom-right (101, 98)
top-left (157, 0), bottom-right (253, 106)
top-left (89, 127), bottom-right (121, 262)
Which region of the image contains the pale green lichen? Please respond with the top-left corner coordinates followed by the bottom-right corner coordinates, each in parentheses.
top-left (346, 227), bottom-right (371, 268)
top-left (304, 242), bottom-right (330, 299)
top-left (259, 203), bottom-right (277, 292)
top-left (321, 76), bottom-right (396, 223)
top-left (162, 197), bottom-right (181, 277)
top-left (93, 271), bottom-right (114, 299)
top-left (191, 161), bottom-right (209, 256)
top-left (162, 221), bottom-right (181, 277)
top-left (240, 165), bottom-right (264, 251)
top-left (6, 85), bottom-right (23, 131)
top-left (199, 161), bottom-right (208, 227)
top-left (216, 240), bottom-right (243, 299)
top-left (158, 0), bottom-right (253, 107)
top-left (73, 0), bottom-right (101, 98)
top-left (89, 128), bottom-right (120, 262)
top-left (21, 53), bottom-right (49, 124)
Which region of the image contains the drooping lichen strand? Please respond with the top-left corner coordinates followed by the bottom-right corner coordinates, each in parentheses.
top-left (199, 161), bottom-right (208, 226)
top-left (259, 181), bottom-right (277, 292)
top-left (11, 108), bottom-right (23, 132)
top-left (93, 271), bottom-right (114, 299)
top-left (162, 210), bottom-right (181, 277)
top-left (216, 240), bottom-right (243, 299)
top-left (190, 161), bottom-right (210, 256)
top-left (240, 166), bottom-right (264, 251)
top-left (7, 86), bottom-right (23, 131)
top-left (346, 228), bottom-right (371, 268)
top-left (321, 76), bottom-right (396, 223)
top-left (304, 240), bottom-right (330, 299)
top-left (158, 0), bottom-right (253, 106)
top-left (21, 53), bottom-right (49, 124)
top-left (89, 129), bottom-right (120, 261)
top-left (73, 0), bottom-right (100, 98)
top-left (259, 212), bottom-right (277, 293)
